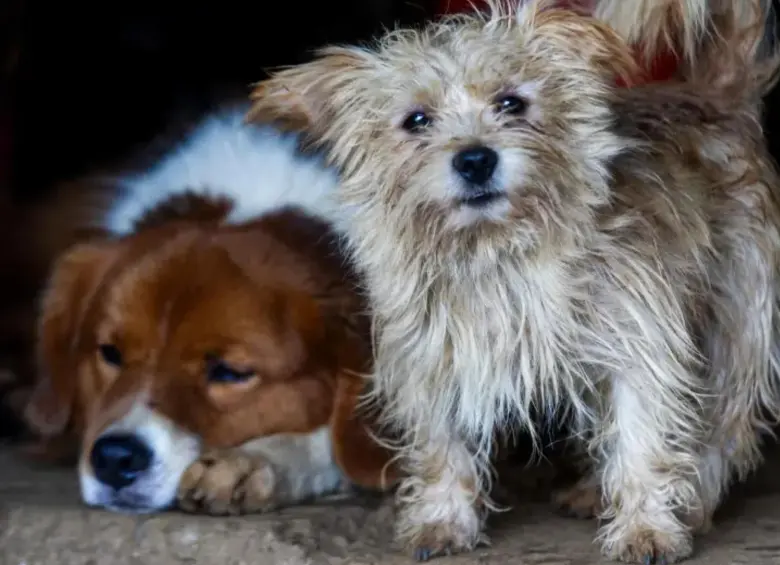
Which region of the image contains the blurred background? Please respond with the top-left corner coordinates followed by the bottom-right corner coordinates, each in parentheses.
top-left (0, 0), bottom-right (442, 205)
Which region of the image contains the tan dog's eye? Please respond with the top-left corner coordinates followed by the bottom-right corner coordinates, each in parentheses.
top-left (98, 344), bottom-right (122, 367)
top-left (401, 110), bottom-right (432, 133)
top-left (207, 360), bottom-right (255, 384)
top-left (493, 94), bottom-right (527, 116)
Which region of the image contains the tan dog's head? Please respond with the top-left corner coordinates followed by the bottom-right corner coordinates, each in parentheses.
top-left (25, 214), bottom-right (370, 512)
top-left (248, 1), bottom-right (639, 256)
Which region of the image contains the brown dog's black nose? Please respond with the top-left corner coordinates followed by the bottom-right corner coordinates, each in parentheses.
top-left (452, 146), bottom-right (499, 186)
top-left (90, 433), bottom-right (152, 490)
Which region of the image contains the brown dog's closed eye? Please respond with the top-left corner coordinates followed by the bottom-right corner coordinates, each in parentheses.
top-left (27, 208), bottom-right (399, 512)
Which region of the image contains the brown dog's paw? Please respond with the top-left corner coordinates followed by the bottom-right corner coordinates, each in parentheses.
top-left (177, 449), bottom-right (276, 515)
top-left (552, 478), bottom-right (603, 519)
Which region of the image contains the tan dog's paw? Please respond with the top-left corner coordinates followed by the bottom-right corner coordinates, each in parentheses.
top-left (552, 478), bottom-right (603, 519)
top-left (404, 522), bottom-right (487, 562)
top-left (177, 449), bottom-right (276, 515)
top-left (605, 528), bottom-right (693, 564)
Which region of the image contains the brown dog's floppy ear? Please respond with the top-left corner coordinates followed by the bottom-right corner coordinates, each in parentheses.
top-left (247, 47), bottom-right (376, 135)
top-left (25, 241), bottom-right (118, 439)
top-left (329, 368), bottom-right (400, 491)
top-left (518, 4), bottom-right (643, 86)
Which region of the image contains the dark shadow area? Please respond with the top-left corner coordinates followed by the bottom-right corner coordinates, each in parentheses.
top-left (2, 0), bottom-right (436, 204)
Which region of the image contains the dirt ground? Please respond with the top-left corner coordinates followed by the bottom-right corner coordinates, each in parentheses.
top-left (2, 442), bottom-right (780, 565)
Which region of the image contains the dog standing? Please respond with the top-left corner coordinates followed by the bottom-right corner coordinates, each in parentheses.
top-left (248, 0), bottom-right (780, 562)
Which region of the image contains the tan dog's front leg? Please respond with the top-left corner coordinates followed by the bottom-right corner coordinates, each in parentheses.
top-left (596, 374), bottom-right (702, 564)
top-left (395, 432), bottom-right (487, 561)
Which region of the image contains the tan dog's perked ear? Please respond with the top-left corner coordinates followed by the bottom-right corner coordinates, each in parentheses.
top-left (515, 0), bottom-right (642, 85)
top-left (247, 47), bottom-right (377, 136)
top-left (25, 241), bottom-right (118, 440)
top-left (248, 3), bottom-right (642, 138)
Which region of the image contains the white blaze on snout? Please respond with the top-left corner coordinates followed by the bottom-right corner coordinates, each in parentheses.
top-left (79, 402), bottom-right (201, 512)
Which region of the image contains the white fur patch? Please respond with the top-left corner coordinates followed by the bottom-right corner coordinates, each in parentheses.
top-left (104, 107), bottom-right (342, 234)
top-left (240, 426), bottom-right (344, 504)
top-left (79, 403), bottom-right (201, 513)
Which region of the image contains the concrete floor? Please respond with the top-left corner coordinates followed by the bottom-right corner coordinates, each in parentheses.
top-left (2, 443), bottom-right (780, 565)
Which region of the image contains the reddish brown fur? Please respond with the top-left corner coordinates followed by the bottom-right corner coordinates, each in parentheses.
top-left (24, 209), bottom-right (396, 491)
top-left (0, 181), bottom-right (213, 436)
top-left (0, 106), bottom-right (252, 433)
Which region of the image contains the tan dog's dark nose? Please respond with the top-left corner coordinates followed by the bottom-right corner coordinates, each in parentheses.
top-left (452, 145), bottom-right (498, 186)
top-left (90, 433), bottom-right (152, 490)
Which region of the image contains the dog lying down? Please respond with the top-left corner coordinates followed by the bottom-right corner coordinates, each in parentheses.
top-left (23, 200), bottom-right (397, 514)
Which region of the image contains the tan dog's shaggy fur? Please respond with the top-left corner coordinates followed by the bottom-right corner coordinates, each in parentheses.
top-left (593, 0), bottom-right (772, 66)
top-left (247, 1), bottom-right (780, 562)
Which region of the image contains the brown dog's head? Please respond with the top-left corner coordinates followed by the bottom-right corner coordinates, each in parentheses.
top-left (25, 211), bottom-right (385, 512)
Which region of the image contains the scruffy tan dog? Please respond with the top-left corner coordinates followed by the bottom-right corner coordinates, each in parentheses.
top-left (247, 0), bottom-right (780, 563)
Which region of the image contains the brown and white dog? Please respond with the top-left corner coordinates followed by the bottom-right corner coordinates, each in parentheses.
top-left (0, 104), bottom-right (344, 431)
top-left (247, 0), bottom-right (780, 562)
top-left (15, 102), bottom-right (401, 513)
top-left (24, 201), bottom-right (397, 514)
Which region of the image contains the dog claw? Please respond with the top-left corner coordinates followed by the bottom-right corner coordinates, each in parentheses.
top-left (413, 543), bottom-right (452, 561)
top-left (642, 552), bottom-right (668, 565)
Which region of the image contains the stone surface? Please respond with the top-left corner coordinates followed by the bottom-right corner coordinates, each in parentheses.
top-left (2, 444), bottom-right (780, 565)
